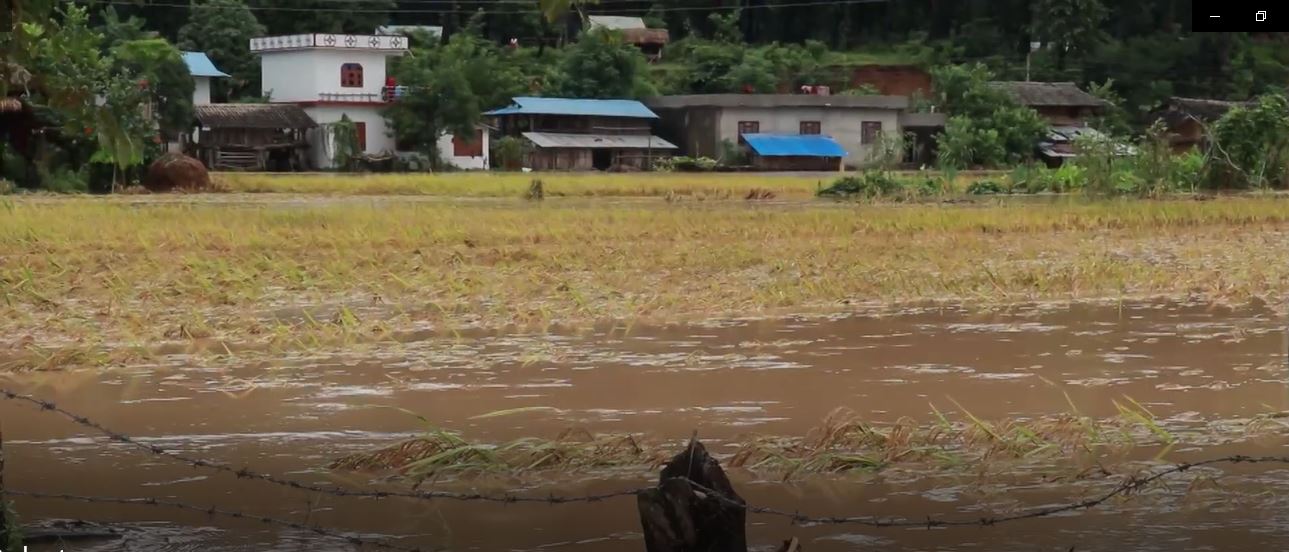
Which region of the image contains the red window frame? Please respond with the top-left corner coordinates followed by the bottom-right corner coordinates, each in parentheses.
top-left (341, 63), bottom-right (364, 88)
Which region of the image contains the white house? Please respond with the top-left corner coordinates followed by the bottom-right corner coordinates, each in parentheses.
top-left (251, 33), bottom-right (410, 170)
top-left (181, 51), bottom-right (229, 106)
top-left (250, 33), bottom-right (487, 171)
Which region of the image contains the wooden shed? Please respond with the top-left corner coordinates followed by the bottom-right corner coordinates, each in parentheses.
top-left (191, 104), bottom-right (316, 171)
top-left (1155, 97), bottom-right (1250, 153)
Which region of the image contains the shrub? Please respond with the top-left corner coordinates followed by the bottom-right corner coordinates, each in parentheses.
top-left (40, 167), bottom-right (89, 193)
top-left (966, 179), bottom-right (1005, 195)
top-left (660, 156), bottom-right (719, 172)
top-left (818, 171), bottom-right (902, 199)
top-left (493, 136), bottom-right (528, 171)
top-left (1205, 93), bottom-right (1289, 189)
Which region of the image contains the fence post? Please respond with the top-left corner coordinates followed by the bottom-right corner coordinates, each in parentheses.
top-left (0, 424), bottom-right (11, 550)
top-left (637, 438), bottom-right (747, 552)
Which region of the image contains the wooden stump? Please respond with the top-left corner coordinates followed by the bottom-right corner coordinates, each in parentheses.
top-left (637, 439), bottom-right (747, 552)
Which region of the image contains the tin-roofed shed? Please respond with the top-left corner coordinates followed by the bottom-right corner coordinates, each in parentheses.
top-left (487, 97), bottom-right (673, 171)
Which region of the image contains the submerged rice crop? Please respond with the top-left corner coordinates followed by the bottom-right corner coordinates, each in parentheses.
top-left (4, 195), bottom-right (1289, 371)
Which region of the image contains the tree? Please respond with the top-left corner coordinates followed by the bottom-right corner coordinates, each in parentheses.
top-left (248, 0), bottom-right (393, 35)
top-left (177, 0), bottom-right (265, 100)
top-left (110, 38), bottom-right (195, 138)
top-left (384, 22), bottom-right (525, 169)
top-left (550, 29), bottom-right (654, 99)
top-left (1206, 93), bottom-right (1289, 189)
top-left (1030, 0), bottom-right (1109, 69)
top-left (932, 64), bottom-right (1047, 168)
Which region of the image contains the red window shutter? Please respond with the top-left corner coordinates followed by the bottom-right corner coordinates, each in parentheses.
top-left (452, 129), bottom-right (484, 157)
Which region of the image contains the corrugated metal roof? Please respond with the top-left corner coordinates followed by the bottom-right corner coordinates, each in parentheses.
top-left (195, 104), bottom-right (317, 129)
top-left (486, 97), bottom-right (659, 119)
top-left (522, 132), bottom-right (677, 150)
top-left (181, 52), bottom-right (230, 78)
top-left (742, 134), bottom-right (847, 158)
top-left (988, 82), bottom-right (1108, 108)
top-left (646, 94), bottom-right (909, 110)
top-left (588, 16), bottom-right (647, 30)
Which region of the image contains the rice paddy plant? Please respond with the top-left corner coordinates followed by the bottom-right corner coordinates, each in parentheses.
top-left (5, 196), bottom-right (1289, 370)
top-left (333, 405), bottom-right (1205, 481)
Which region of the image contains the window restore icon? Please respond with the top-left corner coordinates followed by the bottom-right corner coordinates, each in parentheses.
top-left (1256, 10), bottom-right (1268, 21)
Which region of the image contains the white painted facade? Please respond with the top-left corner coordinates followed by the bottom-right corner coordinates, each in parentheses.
top-left (193, 77), bottom-right (213, 105)
top-left (304, 105), bottom-right (397, 170)
top-left (437, 128), bottom-right (491, 170)
top-left (253, 33), bottom-right (408, 169)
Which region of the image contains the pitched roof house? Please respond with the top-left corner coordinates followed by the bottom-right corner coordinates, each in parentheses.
top-left (1156, 97), bottom-right (1252, 152)
top-left (645, 94), bottom-right (916, 170)
top-left (987, 81), bottom-right (1109, 126)
top-left (988, 82), bottom-right (1116, 166)
top-left (485, 97), bottom-right (677, 171)
top-left (587, 15), bottom-right (669, 61)
top-left (181, 52), bottom-right (229, 106)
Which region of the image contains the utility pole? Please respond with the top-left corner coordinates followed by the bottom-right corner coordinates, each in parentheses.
top-left (1026, 42), bottom-right (1042, 82)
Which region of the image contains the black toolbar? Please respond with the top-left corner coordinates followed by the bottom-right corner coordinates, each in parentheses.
top-left (1193, 3), bottom-right (1286, 31)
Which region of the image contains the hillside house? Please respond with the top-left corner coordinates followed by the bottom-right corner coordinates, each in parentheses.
top-left (645, 94), bottom-right (911, 170)
top-left (988, 81), bottom-right (1109, 126)
top-left (486, 97), bottom-right (676, 171)
top-left (989, 81), bottom-right (1117, 166)
top-left (1155, 97), bottom-right (1250, 153)
top-left (587, 16), bottom-right (669, 61)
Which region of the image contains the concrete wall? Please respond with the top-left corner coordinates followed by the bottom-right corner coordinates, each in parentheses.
top-left (304, 105), bottom-right (394, 169)
top-left (436, 128), bottom-right (490, 170)
top-left (193, 77), bottom-right (212, 105)
top-left (260, 50), bottom-right (319, 102)
top-left (261, 49), bottom-right (393, 102)
top-left (715, 106), bottom-right (902, 167)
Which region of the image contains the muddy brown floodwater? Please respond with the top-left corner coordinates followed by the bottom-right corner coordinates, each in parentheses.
top-left (6, 301), bottom-right (1289, 551)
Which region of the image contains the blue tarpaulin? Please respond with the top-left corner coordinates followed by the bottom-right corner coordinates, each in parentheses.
top-left (742, 134), bottom-right (847, 157)
top-left (182, 52), bottom-right (230, 78)
top-left (485, 97), bottom-right (659, 119)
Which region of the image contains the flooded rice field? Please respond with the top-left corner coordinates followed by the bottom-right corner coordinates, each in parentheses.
top-left (6, 301), bottom-right (1289, 551)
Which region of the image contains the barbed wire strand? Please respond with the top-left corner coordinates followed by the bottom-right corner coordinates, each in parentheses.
top-left (6, 490), bottom-right (427, 552)
top-left (0, 388), bottom-right (647, 505)
top-left (6, 388), bottom-right (1289, 528)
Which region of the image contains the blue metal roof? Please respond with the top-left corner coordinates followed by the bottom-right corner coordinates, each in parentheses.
top-left (742, 134), bottom-right (847, 157)
top-left (182, 52), bottom-right (230, 78)
top-left (485, 97), bottom-right (659, 119)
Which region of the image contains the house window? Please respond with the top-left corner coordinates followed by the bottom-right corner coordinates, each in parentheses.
top-left (800, 121), bottom-right (821, 135)
top-left (861, 121), bottom-right (883, 145)
top-left (341, 63), bottom-right (364, 88)
top-left (355, 122), bottom-right (367, 151)
top-left (737, 121), bottom-right (760, 135)
top-left (452, 129), bottom-right (484, 157)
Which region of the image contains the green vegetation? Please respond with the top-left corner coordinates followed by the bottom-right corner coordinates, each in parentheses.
top-left (331, 399), bottom-right (1281, 480)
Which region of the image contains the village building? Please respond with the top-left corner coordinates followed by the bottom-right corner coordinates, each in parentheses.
top-left (486, 97), bottom-right (677, 171)
top-left (251, 33), bottom-right (409, 170)
top-left (181, 52), bottom-right (229, 106)
top-left (988, 81), bottom-right (1114, 166)
top-left (645, 94), bottom-right (911, 170)
top-left (190, 104), bottom-right (316, 171)
top-left (1155, 96), bottom-right (1250, 153)
top-left (587, 16), bottom-right (669, 61)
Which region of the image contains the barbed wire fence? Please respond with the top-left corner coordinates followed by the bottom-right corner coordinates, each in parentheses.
top-left (4, 386), bottom-right (1289, 549)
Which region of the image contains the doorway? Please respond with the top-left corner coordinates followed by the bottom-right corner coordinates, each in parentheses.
top-left (592, 149), bottom-right (613, 170)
